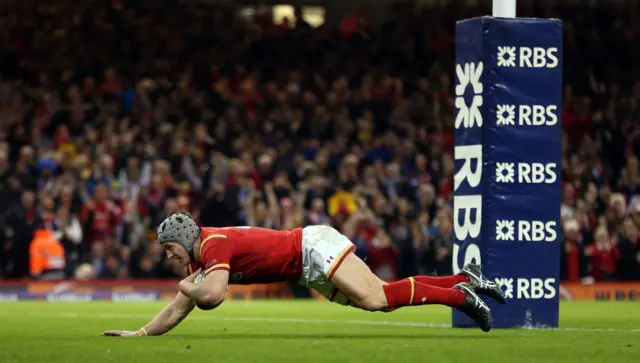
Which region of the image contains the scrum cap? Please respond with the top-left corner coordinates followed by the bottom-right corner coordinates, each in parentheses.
top-left (157, 212), bottom-right (201, 258)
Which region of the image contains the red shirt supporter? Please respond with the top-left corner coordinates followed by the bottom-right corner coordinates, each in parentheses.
top-left (562, 105), bottom-right (592, 148)
top-left (187, 227), bottom-right (303, 284)
top-left (367, 238), bottom-right (399, 282)
top-left (561, 220), bottom-right (584, 282)
top-left (98, 68), bottom-right (122, 95)
top-left (564, 242), bottom-right (582, 282)
top-left (355, 226), bottom-right (399, 282)
top-left (81, 184), bottom-right (122, 244)
top-left (585, 227), bottom-right (620, 280)
top-left (586, 243), bottom-right (620, 280)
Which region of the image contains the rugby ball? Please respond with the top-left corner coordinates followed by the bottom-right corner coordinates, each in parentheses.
top-left (194, 272), bottom-right (205, 284)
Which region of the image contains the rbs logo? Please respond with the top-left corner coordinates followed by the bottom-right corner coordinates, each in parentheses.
top-left (495, 162), bottom-right (557, 184)
top-left (452, 145), bottom-right (482, 274)
top-left (452, 61), bottom-right (485, 275)
top-left (496, 220), bottom-right (557, 242)
top-left (496, 105), bottom-right (558, 126)
top-left (497, 46), bottom-right (559, 69)
top-left (519, 47), bottom-right (559, 68)
top-left (494, 278), bottom-right (557, 299)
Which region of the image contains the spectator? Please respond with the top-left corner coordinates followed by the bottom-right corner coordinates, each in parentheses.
top-left (561, 219), bottom-right (588, 283)
top-left (54, 206), bottom-right (84, 277)
top-left (1, 191), bottom-right (41, 277)
top-left (616, 218), bottom-right (640, 280)
top-left (81, 184), bottom-right (121, 246)
top-left (29, 227), bottom-right (65, 280)
top-left (585, 226), bottom-right (620, 281)
top-left (246, 182), bottom-right (279, 228)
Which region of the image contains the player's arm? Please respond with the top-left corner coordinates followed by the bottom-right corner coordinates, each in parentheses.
top-left (179, 233), bottom-right (232, 309)
top-left (178, 267), bottom-right (230, 309)
top-left (102, 290), bottom-right (195, 337)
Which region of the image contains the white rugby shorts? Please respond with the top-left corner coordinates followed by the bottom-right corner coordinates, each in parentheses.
top-left (298, 225), bottom-right (355, 306)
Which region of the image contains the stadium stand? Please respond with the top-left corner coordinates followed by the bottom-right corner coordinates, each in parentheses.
top-left (0, 0), bottom-right (639, 287)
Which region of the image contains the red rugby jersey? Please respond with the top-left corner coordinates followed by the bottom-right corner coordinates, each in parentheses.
top-left (187, 226), bottom-right (303, 284)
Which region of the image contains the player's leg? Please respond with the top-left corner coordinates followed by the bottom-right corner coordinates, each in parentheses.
top-left (328, 252), bottom-right (465, 310)
top-left (328, 252), bottom-right (492, 332)
top-left (298, 225), bottom-right (491, 330)
top-left (411, 264), bottom-right (506, 304)
top-left (411, 274), bottom-right (469, 288)
top-left (302, 224), bottom-right (476, 311)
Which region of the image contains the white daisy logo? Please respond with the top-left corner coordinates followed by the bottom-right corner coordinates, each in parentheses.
top-left (497, 46), bottom-right (516, 67)
top-left (496, 104), bottom-right (516, 125)
top-left (495, 162), bottom-right (515, 183)
top-left (454, 62), bottom-right (484, 129)
top-left (496, 220), bottom-right (515, 241)
top-left (494, 278), bottom-right (514, 299)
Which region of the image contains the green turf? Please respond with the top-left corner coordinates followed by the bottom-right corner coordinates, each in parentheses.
top-left (0, 300), bottom-right (638, 363)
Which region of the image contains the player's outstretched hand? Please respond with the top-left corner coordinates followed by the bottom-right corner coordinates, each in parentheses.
top-left (102, 330), bottom-right (140, 337)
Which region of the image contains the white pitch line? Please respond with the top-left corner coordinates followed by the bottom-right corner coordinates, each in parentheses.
top-left (1, 311), bottom-right (638, 333)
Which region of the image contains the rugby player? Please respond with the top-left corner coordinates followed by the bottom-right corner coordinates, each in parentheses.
top-left (103, 212), bottom-right (505, 337)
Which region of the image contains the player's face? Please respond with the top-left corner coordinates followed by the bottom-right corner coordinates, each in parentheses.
top-left (163, 242), bottom-right (190, 266)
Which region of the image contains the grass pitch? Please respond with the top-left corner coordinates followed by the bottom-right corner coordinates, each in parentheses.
top-left (0, 300), bottom-right (638, 363)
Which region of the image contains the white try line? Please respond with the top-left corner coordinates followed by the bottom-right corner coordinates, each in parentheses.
top-left (1, 311), bottom-right (638, 333)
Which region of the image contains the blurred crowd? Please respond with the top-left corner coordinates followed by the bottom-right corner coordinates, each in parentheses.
top-left (0, 0), bottom-right (639, 283)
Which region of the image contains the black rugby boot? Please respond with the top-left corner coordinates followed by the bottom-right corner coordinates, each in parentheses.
top-left (461, 263), bottom-right (507, 304)
top-left (453, 282), bottom-right (492, 332)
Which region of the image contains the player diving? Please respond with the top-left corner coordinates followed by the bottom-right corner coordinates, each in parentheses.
top-left (103, 212), bottom-right (505, 337)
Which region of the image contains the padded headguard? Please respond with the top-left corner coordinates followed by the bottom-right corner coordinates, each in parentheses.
top-left (157, 211), bottom-right (201, 259)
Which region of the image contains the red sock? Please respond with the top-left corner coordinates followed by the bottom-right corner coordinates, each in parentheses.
top-left (412, 274), bottom-right (469, 288)
top-left (382, 278), bottom-right (466, 309)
